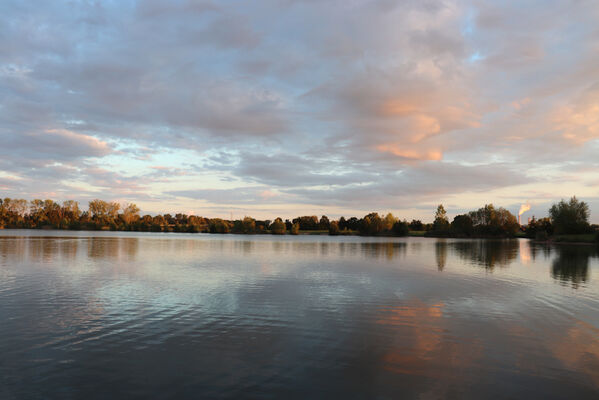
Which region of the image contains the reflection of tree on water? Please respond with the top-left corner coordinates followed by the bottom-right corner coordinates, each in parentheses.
top-left (551, 245), bottom-right (597, 288)
top-left (0, 237), bottom-right (27, 263)
top-left (360, 242), bottom-right (407, 260)
top-left (87, 237), bottom-right (139, 261)
top-left (452, 240), bottom-right (519, 271)
top-left (283, 241), bottom-right (407, 260)
top-left (529, 242), bottom-right (552, 262)
top-left (435, 241), bottom-right (447, 271)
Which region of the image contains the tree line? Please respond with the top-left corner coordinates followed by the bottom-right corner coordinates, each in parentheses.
top-left (0, 198), bottom-right (410, 236)
top-left (0, 196), bottom-right (596, 240)
top-left (426, 196), bottom-right (598, 240)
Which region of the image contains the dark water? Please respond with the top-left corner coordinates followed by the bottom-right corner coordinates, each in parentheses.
top-left (1, 231), bottom-right (598, 399)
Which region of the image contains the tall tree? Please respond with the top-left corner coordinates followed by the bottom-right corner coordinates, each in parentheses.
top-left (549, 196), bottom-right (590, 234)
top-left (433, 204), bottom-right (449, 231)
top-left (122, 203), bottom-right (140, 225)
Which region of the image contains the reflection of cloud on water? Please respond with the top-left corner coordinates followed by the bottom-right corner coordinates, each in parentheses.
top-left (376, 300), bottom-right (447, 375)
top-left (550, 320), bottom-right (599, 387)
top-left (374, 299), bottom-right (484, 395)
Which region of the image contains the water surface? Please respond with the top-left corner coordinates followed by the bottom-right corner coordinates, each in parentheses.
top-left (1, 231), bottom-right (598, 399)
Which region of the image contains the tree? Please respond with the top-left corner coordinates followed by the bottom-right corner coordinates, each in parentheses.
top-left (525, 216), bottom-right (553, 239)
top-left (383, 213), bottom-right (398, 232)
top-left (290, 222), bottom-right (300, 235)
top-left (293, 215), bottom-right (319, 230)
top-left (391, 220), bottom-right (409, 236)
top-left (62, 200), bottom-right (81, 219)
top-left (451, 214), bottom-right (473, 236)
top-left (329, 220), bottom-right (340, 235)
top-left (433, 204), bottom-right (449, 231)
top-left (242, 216), bottom-right (256, 233)
top-left (549, 196), bottom-right (591, 234)
top-left (209, 218), bottom-right (230, 233)
top-left (7, 199), bottom-right (28, 217)
top-left (122, 203), bottom-right (140, 225)
top-left (107, 202), bottom-right (120, 219)
top-left (345, 217), bottom-right (359, 231)
top-left (88, 199), bottom-right (108, 218)
top-left (409, 219), bottom-right (424, 231)
top-left (468, 204), bottom-right (518, 236)
top-left (270, 218), bottom-right (286, 234)
top-left (30, 199), bottom-right (46, 226)
top-left (359, 212), bottom-right (384, 235)
top-left (42, 200), bottom-right (62, 226)
top-left (1, 198), bottom-right (28, 227)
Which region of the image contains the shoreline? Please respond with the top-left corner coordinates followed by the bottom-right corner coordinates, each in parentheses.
top-left (1, 227), bottom-right (597, 245)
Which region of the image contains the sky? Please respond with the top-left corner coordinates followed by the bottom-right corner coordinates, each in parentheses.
top-left (1, 0), bottom-right (599, 222)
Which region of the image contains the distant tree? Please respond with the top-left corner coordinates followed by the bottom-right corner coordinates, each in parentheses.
top-left (468, 204), bottom-right (518, 236)
top-left (391, 220), bottom-right (409, 236)
top-left (319, 215), bottom-right (330, 230)
top-left (9, 199), bottom-right (28, 217)
top-left (121, 203), bottom-right (140, 225)
top-left (290, 222), bottom-right (300, 235)
top-left (359, 212), bottom-right (384, 235)
top-left (242, 216), bottom-right (256, 233)
top-left (293, 216), bottom-right (319, 230)
top-left (209, 218), bottom-right (230, 234)
top-left (163, 213), bottom-right (175, 225)
top-left (63, 200), bottom-right (81, 219)
top-left (153, 215), bottom-right (166, 229)
top-left (175, 213), bottom-right (187, 224)
top-left (41, 200), bottom-right (62, 226)
top-left (107, 202), bottom-right (120, 219)
top-left (451, 214), bottom-right (473, 236)
top-left (270, 218), bottom-right (286, 234)
top-left (383, 213), bottom-right (398, 232)
top-left (329, 220), bottom-right (340, 235)
top-left (88, 199), bottom-right (108, 218)
top-left (409, 219), bottom-right (424, 231)
top-left (30, 199), bottom-right (46, 226)
top-left (525, 216), bottom-right (554, 239)
top-left (433, 204), bottom-right (449, 231)
top-left (345, 217), bottom-right (360, 231)
top-left (549, 196), bottom-right (591, 234)
top-left (1, 198), bottom-right (27, 227)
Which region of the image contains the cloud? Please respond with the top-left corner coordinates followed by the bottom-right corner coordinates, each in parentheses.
top-left (231, 152), bottom-right (376, 188)
top-left (1, 0), bottom-right (599, 220)
top-left (168, 187), bottom-right (290, 205)
top-left (552, 82), bottom-right (599, 144)
top-left (283, 161), bottom-right (531, 209)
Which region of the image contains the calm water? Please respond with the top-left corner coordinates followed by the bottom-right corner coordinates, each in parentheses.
top-left (1, 231), bottom-right (598, 399)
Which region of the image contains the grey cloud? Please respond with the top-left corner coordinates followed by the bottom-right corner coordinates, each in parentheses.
top-left (283, 161), bottom-right (531, 208)
top-left (169, 187), bottom-right (290, 205)
top-left (1, 0), bottom-right (598, 218)
top-left (136, 0), bottom-right (217, 18)
top-left (232, 152), bottom-right (377, 187)
top-left (2, 129), bottom-right (112, 160)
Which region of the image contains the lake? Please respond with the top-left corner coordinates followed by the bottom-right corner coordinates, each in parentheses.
top-left (1, 230), bottom-right (598, 399)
